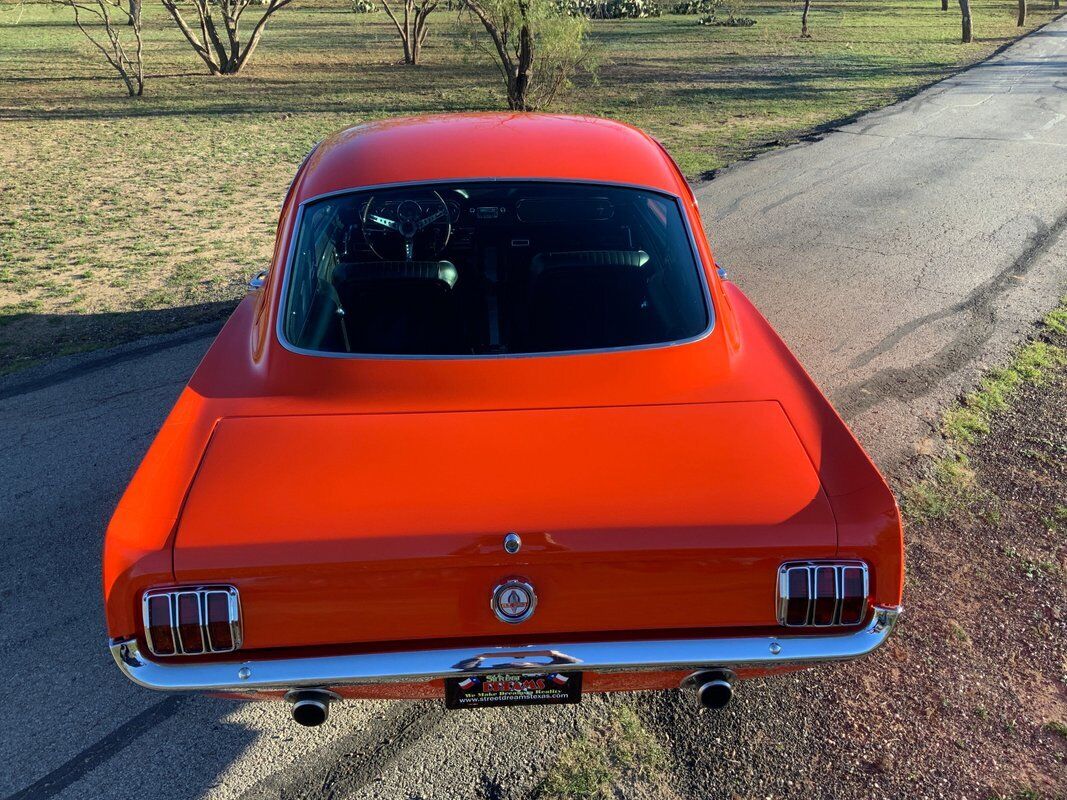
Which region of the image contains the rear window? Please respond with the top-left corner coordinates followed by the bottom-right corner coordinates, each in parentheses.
top-left (281, 181), bottom-right (710, 356)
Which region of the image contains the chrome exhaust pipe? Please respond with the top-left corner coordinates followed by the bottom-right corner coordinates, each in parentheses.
top-left (683, 670), bottom-right (735, 710)
top-left (285, 689), bottom-right (338, 727)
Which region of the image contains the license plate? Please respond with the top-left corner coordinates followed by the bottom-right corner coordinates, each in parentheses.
top-left (444, 672), bottom-right (583, 710)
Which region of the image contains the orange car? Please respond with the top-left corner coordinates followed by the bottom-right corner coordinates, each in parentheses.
top-left (106, 114), bottom-right (903, 725)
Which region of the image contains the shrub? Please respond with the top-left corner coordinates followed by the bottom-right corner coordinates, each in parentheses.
top-left (557, 0), bottom-right (661, 19)
top-left (693, 0), bottom-right (753, 25)
top-left (467, 0), bottom-right (594, 111)
top-left (699, 12), bottom-right (754, 24)
top-left (351, 0), bottom-right (378, 11)
top-left (670, 0), bottom-right (718, 14)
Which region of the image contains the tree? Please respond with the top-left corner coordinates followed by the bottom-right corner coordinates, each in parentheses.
top-left (464, 0), bottom-right (590, 111)
top-left (800, 0), bottom-right (810, 37)
top-left (54, 0), bottom-right (144, 96)
top-left (958, 0), bottom-right (972, 42)
top-left (1016, 0), bottom-right (1025, 25)
top-left (380, 0), bottom-right (438, 64)
top-left (126, 0), bottom-right (138, 25)
top-left (161, 0), bottom-right (294, 75)
top-left (940, 0), bottom-right (947, 11)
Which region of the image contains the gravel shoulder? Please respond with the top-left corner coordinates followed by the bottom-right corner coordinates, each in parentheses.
top-left (565, 317), bottom-right (1067, 800)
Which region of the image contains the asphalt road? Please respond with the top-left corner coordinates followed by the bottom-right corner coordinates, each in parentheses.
top-left (2, 17), bottom-right (1066, 800)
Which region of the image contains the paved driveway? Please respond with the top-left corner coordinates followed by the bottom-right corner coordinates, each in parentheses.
top-left (2, 16), bottom-right (1065, 800)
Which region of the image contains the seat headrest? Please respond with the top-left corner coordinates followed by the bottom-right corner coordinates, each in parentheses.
top-left (529, 250), bottom-right (650, 279)
top-left (337, 260), bottom-right (458, 289)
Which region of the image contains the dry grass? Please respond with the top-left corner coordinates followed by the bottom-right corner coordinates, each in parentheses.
top-left (0, 0), bottom-right (1062, 371)
top-left (536, 703), bottom-right (670, 799)
top-left (903, 298), bottom-right (1067, 523)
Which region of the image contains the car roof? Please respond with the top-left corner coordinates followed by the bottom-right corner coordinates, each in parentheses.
top-left (290, 114), bottom-right (690, 204)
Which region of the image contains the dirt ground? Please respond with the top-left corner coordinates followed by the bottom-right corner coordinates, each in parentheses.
top-left (836, 355), bottom-right (1067, 798)
top-left (593, 325), bottom-right (1067, 800)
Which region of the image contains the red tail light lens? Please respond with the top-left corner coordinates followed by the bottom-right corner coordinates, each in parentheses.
top-left (176, 592), bottom-right (204, 654)
top-left (839, 566), bottom-right (867, 625)
top-left (812, 566), bottom-right (837, 626)
top-left (142, 586), bottom-right (241, 657)
top-left (145, 594), bottom-right (176, 656)
top-left (777, 562), bottom-right (869, 627)
top-left (205, 590), bottom-right (235, 651)
top-left (782, 567), bottom-right (811, 626)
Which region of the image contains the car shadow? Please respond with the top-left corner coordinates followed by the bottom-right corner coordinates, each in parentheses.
top-left (0, 322), bottom-right (254, 799)
top-left (0, 312), bottom-right (510, 800)
top-left (0, 301), bottom-right (238, 377)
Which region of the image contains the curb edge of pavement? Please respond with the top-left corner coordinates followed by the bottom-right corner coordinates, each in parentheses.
top-left (0, 320), bottom-right (224, 402)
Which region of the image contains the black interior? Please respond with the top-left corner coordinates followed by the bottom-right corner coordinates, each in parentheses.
top-left (283, 182), bottom-right (709, 356)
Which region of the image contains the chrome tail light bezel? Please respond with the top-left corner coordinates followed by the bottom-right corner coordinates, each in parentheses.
top-left (142, 585), bottom-right (242, 657)
top-left (776, 562), bottom-right (870, 628)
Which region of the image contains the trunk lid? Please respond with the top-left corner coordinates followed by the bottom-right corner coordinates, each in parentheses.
top-left (174, 402), bottom-right (836, 650)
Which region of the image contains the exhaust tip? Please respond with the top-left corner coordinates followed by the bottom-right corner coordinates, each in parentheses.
top-left (696, 678), bottom-right (733, 710)
top-left (286, 690), bottom-right (336, 727)
top-left (682, 670), bottom-right (735, 711)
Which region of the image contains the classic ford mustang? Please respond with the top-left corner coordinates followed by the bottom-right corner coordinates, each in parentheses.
top-left (106, 114), bottom-right (903, 725)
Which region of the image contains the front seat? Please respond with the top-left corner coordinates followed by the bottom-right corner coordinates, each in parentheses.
top-left (334, 260), bottom-right (462, 354)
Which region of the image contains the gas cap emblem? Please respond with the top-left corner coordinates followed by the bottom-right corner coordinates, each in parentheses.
top-left (491, 579), bottom-right (537, 624)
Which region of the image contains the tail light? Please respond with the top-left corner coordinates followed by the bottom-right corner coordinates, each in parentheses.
top-left (142, 586), bottom-right (241, 656)
top-left (777, 562), bottom-right (869, 628)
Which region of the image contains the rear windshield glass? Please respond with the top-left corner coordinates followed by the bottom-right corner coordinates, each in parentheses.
top-left (281, 181), bottom-right (709, 356)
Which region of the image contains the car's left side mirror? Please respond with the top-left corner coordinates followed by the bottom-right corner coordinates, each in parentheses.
top-left (248, 269), bottom-right (268, 292)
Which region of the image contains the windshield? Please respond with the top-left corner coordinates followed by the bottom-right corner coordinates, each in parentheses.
top-left (281, 181), bottom-right (709, 356)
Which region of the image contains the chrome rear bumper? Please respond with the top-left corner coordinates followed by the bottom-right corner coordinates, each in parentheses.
top-left (110, 605), bottom-right (901, 693)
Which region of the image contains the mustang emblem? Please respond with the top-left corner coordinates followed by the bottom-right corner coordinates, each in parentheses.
top-left (491, 579), bottom-right (537, 624)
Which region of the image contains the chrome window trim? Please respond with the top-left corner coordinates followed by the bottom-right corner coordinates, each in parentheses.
top-left (273, 178), bottom-right (716, 362)
top-left (111, 605), bottom-right (902, 693)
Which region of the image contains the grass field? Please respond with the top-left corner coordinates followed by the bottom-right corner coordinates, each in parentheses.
top-left (0, 0), bottom-right (1062, 372)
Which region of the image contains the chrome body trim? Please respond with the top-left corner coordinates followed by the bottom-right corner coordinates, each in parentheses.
top-left (273, 178), bottom-right (716, 362)
top-left (110, 605), bottom-right (902, 693)
top-left (296, 178), bottom-right (685, 209)
top-left (142, 585), bottom-right (242, 657)
top-left (777, 561), bottom-right (870, 628)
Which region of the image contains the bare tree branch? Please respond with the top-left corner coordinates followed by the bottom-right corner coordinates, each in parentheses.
top-left (465, 0), bottom-right (515, 78)
top-left (161, 0), bottom-right (293, 75)
top-left (55, 0), bottom-right (143, 96)
top-left (378, 0), bottom-right (439, 64)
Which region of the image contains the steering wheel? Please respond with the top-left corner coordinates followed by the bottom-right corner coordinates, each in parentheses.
top-left (363, 191), bottom-right (451, 261)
